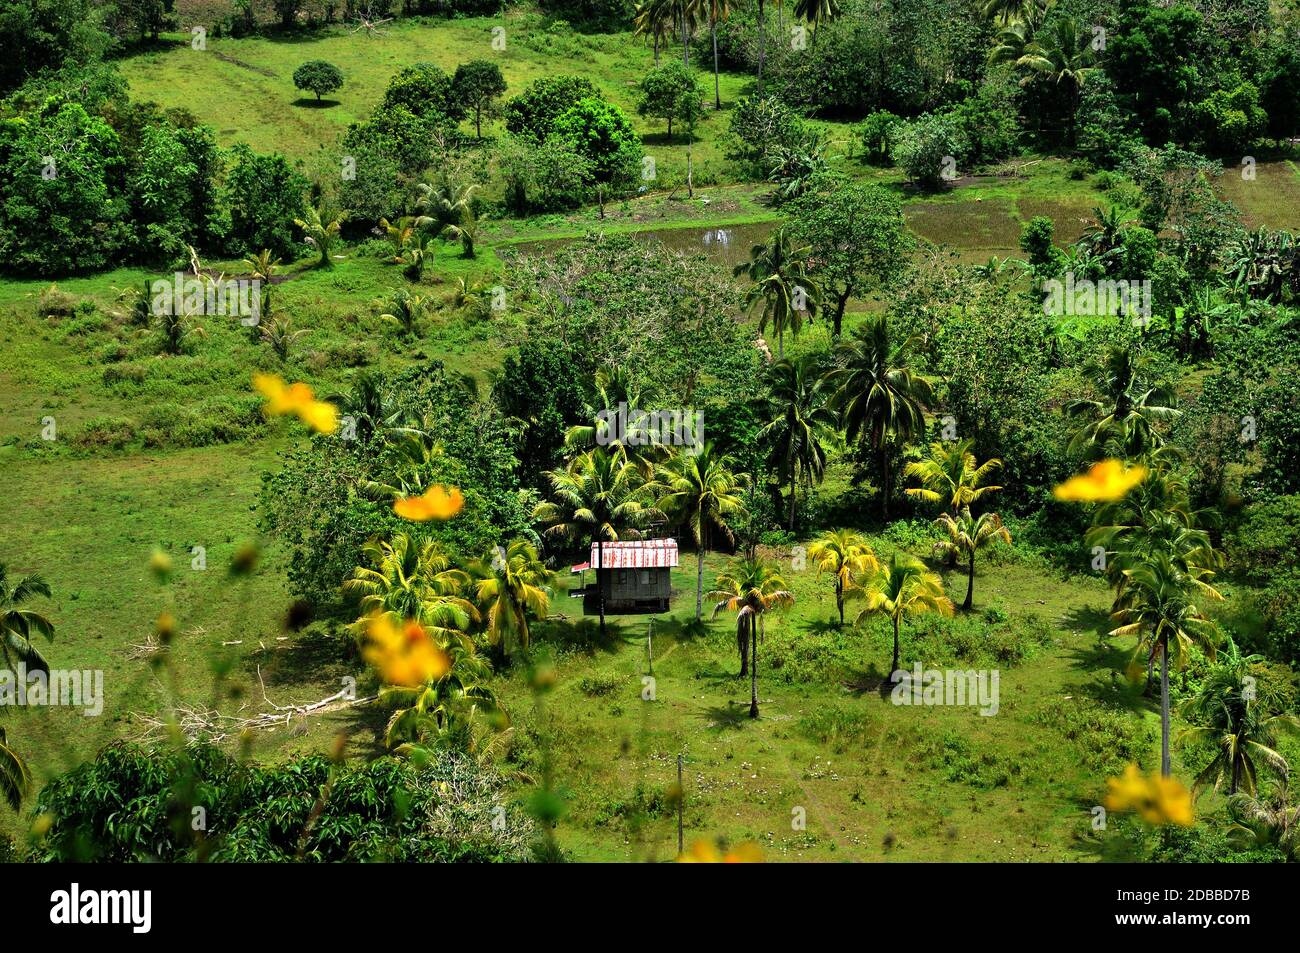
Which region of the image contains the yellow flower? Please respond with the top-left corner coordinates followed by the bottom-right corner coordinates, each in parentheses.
top-left (1104, 764), bottom-right (1194, 827)
top-left (393, 484), bottom-right (464, 522)
top-left (677, 839), bottom-right (765, 863)
top-left (1053, 459), bottom-right (1147, 503)
top-left (252, 373), bottom-right (338, 434)
top-left (361, 614), bottom-right (451, 687)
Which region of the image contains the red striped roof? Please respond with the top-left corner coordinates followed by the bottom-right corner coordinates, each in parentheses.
top-left (590, 539), bottom-right (679, 569)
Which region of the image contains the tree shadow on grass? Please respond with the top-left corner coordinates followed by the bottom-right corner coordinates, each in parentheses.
top-left (532, 616), bottom-right (623, 656)
top-left (843, 663), bottom-right (895, 701)
top-left (243, 625), bottom-right (352, 690)
top-left (701, 701), bottom-right (751, 732)
top-left (1060, 604), bottom-right (1113, 640)
top-left (292, 98), bottom-right (341, 108)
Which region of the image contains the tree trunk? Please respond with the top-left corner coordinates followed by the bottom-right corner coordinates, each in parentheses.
top-left (597, 538), bottom-right (606, 638)
top-left (1160, 636), bottom-right (1171, 777)
top-left (890, 616), bottom-right (901, 675)
top-left (749, 616), bottom-right (761, 718)
top-left (963, 553), bottom-right (975, 611)
top-left (757, 0), bottom-right (766, 93)
top-left (668, 116), bottom-right (674, 140)
top-left (712, 13), bottom-right (721, 109)
top-left (654, 32), bottom-right (661, 66)
top-left (836, 578), bottom-right (844, 626)
top-left (475, 107), bottom-right (482, 138)
top-left (737, 615), bottom-right (749, 675)
top-left (878, 443), bottom-right (890, 520)
top-left (833, 290), bottom-right (849, 338)
top-left (695, 540), bottom-right (704, 621)
top-left (788, 472), bottom-right (797, 530)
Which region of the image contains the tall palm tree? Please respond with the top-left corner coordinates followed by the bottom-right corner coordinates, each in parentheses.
top-left (1066, 346), bottom-right (1181, 459)
top-left (807, 529), bottom-right (878, 626)
top-left (733, 225), bottom-right (820, 360)
top-left (564, 366), bottom-right (659, 467)
top-left (827, 315), bottom-right (932, 519)
top-left (981, 0), bottom-right (1048, 28)
top-left (344, 534), bottom-right (474, 639)
top-left (760, 356), bottom-right (836, 530)
top-left (0, 726), bottom-right (32, 811)
top-left (470, 539), bottom-right (555, 655)
top-left (1110, 553), bottom-right (1222, 777)
top-left (903, 439), bottom-right (1003, 514)
top-left (708, 556), bottom-right (794, 717)
top-left (0, 564), bottom-right (55, 674)
top-left (652, 443), bottom-right (749, 620)
top-left (756, 0), bottom-right (767, 92)
top-left (934, 508), bottom-right (1011, 611)
top-left (533, 447), bottom-right (663, 637)
top-left (705, 0), bottom-right (730, 108)
top-left (633, 0), bottom-right (675, 65)
top-left (1179, 640), bottom-right (1297, 796)
top-left (327, 371), bottom-right (408, 444)
top-left (847, 553), bottom-right (953, 675)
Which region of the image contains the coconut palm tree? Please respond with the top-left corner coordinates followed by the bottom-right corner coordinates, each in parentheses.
top-left (0, 726), bottom-right (32, 811)
top-left (903, 439), bottom-right (1003, 514)
top-left (344, 534), bottom-right (475, 639)
top-left (981, 0), bottom-right (1048, 28)
top-left (533, 447), bottom-right (663, 637)
top-left (375, 287), bottom-right (430, 339)
top-left (652, 443), bottom-right (749, 620)
top-left (326, 371), bottom-right (407, 444)
top-left (470, 539), bottom-right (555, 655)
top-left (564, 366), bottom-right (659, 465)
top-left (760, 356), bottom-right (836, 530)
top-left (259, 313), bottom-right (310, 362)
top-left (294, 203), bottom-right (344, 269)
top-left (0, 565), bottom-right (55, 674)
top-left (847, 553), bottom-right (953, 675)
top-left (1013, 16), bottom-right (1096, 141)
top-left (934, 508), bottom-right (1011, 611)
top-left (377, 634), bottom-right (501, 754)
top-left (733, 225), bottom-right (820, 360)
top-left (1066, 346), bottom-right (1181, 459)
top-left (827, 315), bottom-right (932, 519)
top-left (1179, 640), bottom-right (1297, 796)
top-left (633, 0), bottom-right (675, 65)
top-left (708, 557), bottom-right (794, 717)
top-left (1110, 553), bottom-right (1222, 777)
top-left (1080, 204), bottom-right (1137, 259)
top-left (792, 0), bottom-right (838, 45)
top-left (705, 0), bottom-right (730, 108)
top-left (807, 529), bottom-right (878, 626)
top-left (416, 180), bottom-right (479, 258)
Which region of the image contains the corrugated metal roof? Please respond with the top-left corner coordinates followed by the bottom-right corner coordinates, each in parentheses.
top-left (589, 539), bottom-right (679, 569)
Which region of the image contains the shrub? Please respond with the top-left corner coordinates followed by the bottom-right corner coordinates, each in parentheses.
top-left (859, 110), bottom-right (901, 165)
top-left (891, 112), bottom-right (967, 188)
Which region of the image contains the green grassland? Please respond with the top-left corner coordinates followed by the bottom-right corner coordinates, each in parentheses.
top-left (3, 16), bottom-right (1300, 859)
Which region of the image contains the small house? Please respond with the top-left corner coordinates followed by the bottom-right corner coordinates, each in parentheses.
top-left (570, 539), bottom-right (678, 615)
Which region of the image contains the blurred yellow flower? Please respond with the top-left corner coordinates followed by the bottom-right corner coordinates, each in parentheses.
top-left (1053, 459), bottom-right (1147, 503)
top-left (361, 614), bottom-right (451, 687)
top-left (1104, 764), bottom-right (1194, 827)
top-left (678, 839), bottom-right (765, 863)
top-left (393, 484), bottom-right (464, 522)
top-left (252, 373), bottom-right (338, 434)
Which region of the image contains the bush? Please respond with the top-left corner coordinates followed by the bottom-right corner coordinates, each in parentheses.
top-left (891, 112), bottom-right (967, 188)
top-left (724, 94), bottom-right (804, 176)
top-left (29, 742), bottom-right (538, 862)
top-left (1226, 496), bottom-right (1300, 584)
top-left (859, 110), bottom-right (901, 165)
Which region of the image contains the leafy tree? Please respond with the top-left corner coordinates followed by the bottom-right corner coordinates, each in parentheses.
top-left (807, 529), bottom-right (878, 627)
top-left (495, 338), bottom-right (590, 482)
top-left (847, 553), bottom-right (953, 675)
top-left (380, 63), bottom-right (466, 126)
top-left (708, 557), bottom-right (794, 717)
top-left (733, 224), bottom-right (819, 359)
top-left (222, 144), bottom-right (306, 260)
top-left (497, 135), bottom-right (594, 214)
top-left (724, 93), bottom-right (803, 176)
top-left (859, 110), bottom-right (901, 165)
top-left (827, 315), bottom-right (933, 519)
top-left (934, 507), bottom-right (1011, 610)
top-left (503, 75), bottom-right (600, 140)
top-left (0, 0), bottom-right (106, 95)
top-left (0, 564), bottom-right (55, 674)
top-left (552, 98), bottom-right (644, 215)
top-left (293, 60), bottom-right (344, 103)
top-left (636, 61), bottom-right (703, 141)
top-left (760, 356), bottom-right (835, 530)
top-left (653, 443), bottom-right (749, 620)
top-left (453, 60), bottom-right (507, 138)
top-left (891, 112), bottom-right (966, 189)
top-left (788, 178), bottom-right (912, 336)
